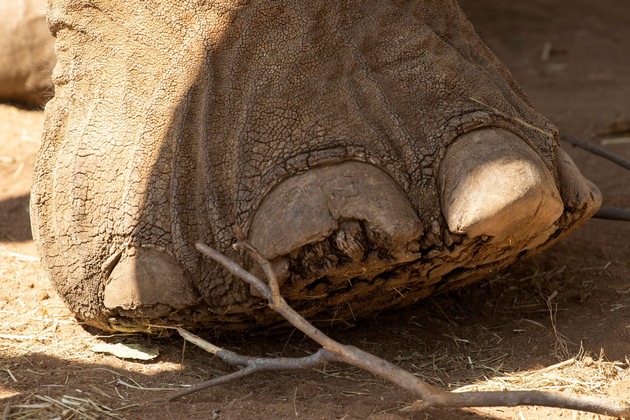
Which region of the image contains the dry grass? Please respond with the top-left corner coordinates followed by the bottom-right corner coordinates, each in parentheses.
top-left (4, 394), bottom-right (123, 420)
top-left (0, 249), bottom-right (89, 360)
top-left (456, 350), bottom-right (628, 396)
top-left (452, 268), bottom-right (629, 398)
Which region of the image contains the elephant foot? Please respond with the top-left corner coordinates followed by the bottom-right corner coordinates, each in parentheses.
top-left (103, 247), bottom-right (201, 323)
top-left (247, 129), bottom-right (599, 307)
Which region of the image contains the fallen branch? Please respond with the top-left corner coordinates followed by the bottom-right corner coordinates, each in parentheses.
top-left (169, 239), bottom-right (630, 418)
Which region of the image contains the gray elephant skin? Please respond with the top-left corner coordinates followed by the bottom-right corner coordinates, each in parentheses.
top-left (31, 0), bottom-right (601, 333)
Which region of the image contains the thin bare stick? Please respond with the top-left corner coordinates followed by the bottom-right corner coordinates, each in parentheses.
top-left (559, 135), bottom-right (630, 222)
top-left (189, 242), bottom-right (630, 417)
top-left (167, 367), bottom-right (255, 401)
top-left (594, 206), bottom-right (630, 221)
top-left (561, 134), bottom-right (630, 171)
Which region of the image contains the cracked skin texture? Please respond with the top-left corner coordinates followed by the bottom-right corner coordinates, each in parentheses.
top-left (32, 0), bottom-right (598, 333)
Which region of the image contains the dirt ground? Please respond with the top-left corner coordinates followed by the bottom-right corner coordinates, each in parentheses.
top-left (1, 1), bottom-right (629, 418)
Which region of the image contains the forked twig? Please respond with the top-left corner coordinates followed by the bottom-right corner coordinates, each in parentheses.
top-left (166, 328), bottom-right (341, 401)
top-left (169, 240), bottom-right (630, 417)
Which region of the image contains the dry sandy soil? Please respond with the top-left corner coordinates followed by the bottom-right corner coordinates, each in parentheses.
top-left (1, 1), bottom-right (629, 418)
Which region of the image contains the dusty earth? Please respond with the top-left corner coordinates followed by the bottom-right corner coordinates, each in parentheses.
top-left (1, 1), bottom-right (629, 418)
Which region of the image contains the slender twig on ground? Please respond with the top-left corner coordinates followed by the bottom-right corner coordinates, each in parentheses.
top-left (594, 207), bottom-right (630, 221)
top-left (167, 239), bottom-right (630, 418)
top-left (560, 134), bottom-right (630, 221)
top-left (561, 134), bottom-right (630, 171)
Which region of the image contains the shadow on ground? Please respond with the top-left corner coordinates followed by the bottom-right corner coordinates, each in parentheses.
top-left (0, 194), bottom-right (32, 242)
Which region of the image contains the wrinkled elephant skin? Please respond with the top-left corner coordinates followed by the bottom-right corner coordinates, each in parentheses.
top-left (31, 0), bottom-right (601, 333)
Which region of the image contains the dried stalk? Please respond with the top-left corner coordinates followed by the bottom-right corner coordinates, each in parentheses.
top-left (169, 240), bottom-right (629, 418)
